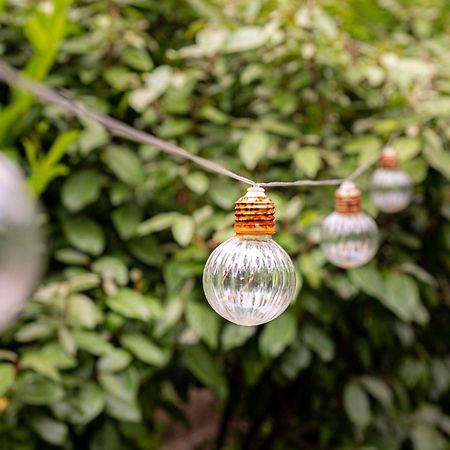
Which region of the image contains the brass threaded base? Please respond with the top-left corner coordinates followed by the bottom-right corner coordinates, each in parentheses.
top-left (380, 146), bottom-right (400, 169)
top-left (335, 181), bottom-right (362, 214)
top-left (234, 187), bottom-right (275, 236)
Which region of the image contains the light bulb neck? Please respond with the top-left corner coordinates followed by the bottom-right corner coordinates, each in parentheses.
top-left (335, 181), bottom-right (362, 214)
top-left (234, 186), bottom-right (275, 236)
top-left (234, 234), bottom-right (273, 240)
top-left (379, 146), bottom-right (400, 169)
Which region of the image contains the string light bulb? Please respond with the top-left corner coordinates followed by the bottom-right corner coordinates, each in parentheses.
top-left (370, 146), bottom-right (412, 213)
top-left (203, 186), bottom-right (296, 326)
top-left (321, 181), bottom-right (379, 268)
top-left (0, 153), bottom-right (44, 330)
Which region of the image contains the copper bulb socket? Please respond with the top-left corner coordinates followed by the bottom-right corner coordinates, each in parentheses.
top-left (379, 146), bottom-right (400, 169)
top-left (234, 187), bottom-right (275, 236)
top-left (335, 181), bottom-right (362, 214)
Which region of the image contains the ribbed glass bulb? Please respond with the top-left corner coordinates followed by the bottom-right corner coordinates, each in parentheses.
top-left (370, 168), bottom-right (412, 213)
top-left (0, 153), bottom-right (44, 330)
top-left (321, 181), bottom-right (379, 269)
top-left (203, 235), bottom-right (296, 326)
top-left (203, 186), bottom-right (296, 326)
top-left (321, 212), bottom-right (379, 269)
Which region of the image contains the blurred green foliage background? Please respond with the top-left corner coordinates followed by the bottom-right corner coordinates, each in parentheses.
top-left (0, 0), bottom-right (450, 449)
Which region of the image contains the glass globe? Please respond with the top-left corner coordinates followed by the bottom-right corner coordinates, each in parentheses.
top-left (0, 153), bottom-right (44, 330)
top-left (203, 235), bottom-right (296, 326)
top-left (371, 168), bottom-right (412, 213)
top-left (321, 212), bottom-right (379, 269)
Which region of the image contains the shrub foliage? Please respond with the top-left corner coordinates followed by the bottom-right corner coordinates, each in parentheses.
top-left (0, 0), bottom-right (450, 449)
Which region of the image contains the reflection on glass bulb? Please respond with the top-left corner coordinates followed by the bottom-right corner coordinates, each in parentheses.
top-left (203, 186), bottom-right (296, 326)
top-left (321, 212), bottom-right (379, 269)
top-left (321, 181), bottom-right (379, 269)
top-left (0, 153), bottom-right (44, 330)
top-left (371, 168), bottom-right (412, 213)
top-left (203, 235), bottom-right (296, 326)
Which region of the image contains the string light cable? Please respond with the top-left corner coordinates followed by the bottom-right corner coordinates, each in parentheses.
top-left (0, 60), bottom-right (415, 326)
top-left (0, 60), bottom-right (382, 189)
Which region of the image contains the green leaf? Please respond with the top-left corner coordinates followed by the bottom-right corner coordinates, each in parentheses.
top-left (393, 137), bottom-right (421, 161)
top-left (104, 145), bottom-right (144, 186)
top-left (68, 273), bottom-right (101, 293)
top-left (224, 26), bottom-right (267, 53)
top-left (343, 381), bottom-right (372, 429)
top-left (186, 301), bottom-right (220, 349)
top-left (21, 343), bottom-right (76, 382)
top-left (106, 289), bottom-right (157, 321)
top-left (99, 367), bottom-right (139, 402)
top-left (301, 324), bottom-right (335, 362)
top-left (105, 393), bottom-right (141, 422)
top-left (112, 204), bottom-right (142, 239)
top-left (21, 356), bottom-right (60, 382)
top-left (259, 314), bottom-right (297, 358)
top-left (129, 66), bottom-right (172, 112)
top-left (239, 129), bottom-right (270, 170)
top-left (348, 266), bottom-right (385, 299)
top-left (182, 171), bottom-right (210, 195)
top-left (73, 331), bottom-right (114, 356)
top-left (137, 212), bottom-right (179, 236)
top-left (344, 136), bottom-right (382, 155)
top-left (172, 215), bottom-right (195, 247)
top-left (45, 130), bottom-right (79, 169)
top-left (0, 363), bottom-right (15, 396)
top-left (92, 256), bottom-right (129, 286)
top-left (61, 170), bottom-right (103, 212)
top-left (411, 424), bottom-right (447, 450)
top-left (184, 345), bottom-right (228, 399)
top-left (129, 236), bottom-right (165, 266)
top-left (279, 341), bottom-right (312, 380)
top-left (54, 248), bottom-right (90, 265)
top-left (381, 274), bottom-right (429, 324)
top-left (31, 416), bottom-right (68, 446)
top-left (68, 294), bottom-right (103, 329)
top-left (70, 383), bottom-right (105, 425)
top-left (79, 118), bottom-right (109, 155)
top-left (294, 146), bottom-right (322, 177)
top-left (423, 138), bottom-right (450, 180)
top-left (221, 324), bottom-right (256, 352)
top-left (98, 349), bottom-right (132, 373)
top-left (121, 333), bottom-right (170, 367)
top-left (16, 374), bottom-right (64, 405)
top-left (121, 47), bottom-right (154, 71)
top-left (404, 159), bottom-right (428, 183)
top-left (15, 321), bottom-right (54, 342)
top-left (63, 217), bottom-right (105, 255)
top-left (360, 376), bottom-right (393, 407)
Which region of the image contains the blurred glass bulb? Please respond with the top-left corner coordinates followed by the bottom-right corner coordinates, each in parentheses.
top-left (0, 153), bottom-right (44, 330)
top-left (203, 187), bottom-right (296, 326)
top-left (321, 181), bottom-right (379, 269)
top-left (371, 146), bottom-right (412, 213)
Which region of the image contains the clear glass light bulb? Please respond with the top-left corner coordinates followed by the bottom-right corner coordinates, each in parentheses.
top-left (371, 168), bottom-right (412, 213)
top-left (370, 145), bottom-right (413, 213)
top-left (321, 182), bottom-right (379, 269)
top-left (0, 153), bottom-right (44, 330)
top-left (202, 187), bottom-right (296, 326)
top-left (203, 235), bottom-right (296, 326)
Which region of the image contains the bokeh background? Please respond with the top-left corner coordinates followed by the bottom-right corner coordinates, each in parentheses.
top-left (1, 0), bottom-right (450, 449)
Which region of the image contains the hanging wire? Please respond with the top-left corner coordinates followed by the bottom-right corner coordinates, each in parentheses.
top-left (0, 60), bottom-right (383, 189)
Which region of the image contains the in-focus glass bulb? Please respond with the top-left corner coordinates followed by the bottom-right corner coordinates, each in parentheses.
top-left (370, 146), bottom-right (412, 213)
top-left (203, 187), bottom-right (296, 326)
top-left (321, 181), bottom-right (379, 269)
top-left (0, 153), bottom-right (44, 330)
